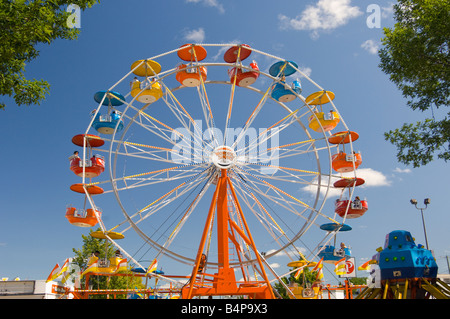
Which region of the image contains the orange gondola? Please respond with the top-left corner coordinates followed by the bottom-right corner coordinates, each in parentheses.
top-left (328, 131), bottom-right (359, 145)
top-left (176, 64), bottom-right (207, 87)
top-left (70, 155), bottom-right (105, 178)
top-left (65, 207), bottom-right (101, 227)
top-left (70, 183), bottom-right (104, 195)
top-left (331, 152), bottom-right (362, 172)
top-left (177, 44), bottom-right (207, 62)
top-left (335, 199), bottom-right (368, 219)
top-left (72, 134), bottom-right (105, 148)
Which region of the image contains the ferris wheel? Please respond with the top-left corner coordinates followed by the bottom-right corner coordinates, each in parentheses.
top-left (66, 44), bottom-right (367, 298)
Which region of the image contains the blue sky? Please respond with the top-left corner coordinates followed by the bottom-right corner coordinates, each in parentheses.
top-left (1, 0), bottom-right (449, 286)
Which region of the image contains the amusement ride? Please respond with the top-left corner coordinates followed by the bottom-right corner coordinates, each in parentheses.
top-left (63, 44), bottom-right (370, 299)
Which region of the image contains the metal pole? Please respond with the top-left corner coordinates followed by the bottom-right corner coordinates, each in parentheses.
top-left (420, 207), bottom-right (429, 250)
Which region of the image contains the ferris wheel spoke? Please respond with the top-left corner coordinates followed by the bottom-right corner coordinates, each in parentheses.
top-left (223, 48), bottom-right (243, 147)
top-left (159, 82), bottom-right (209, 155)
top-left (196, 84), bottom-right (217, 147)
top-left (239, 163), bottom-right (321, 185)
top-left (116, 166), bottom-right (213, 233)
top-left (233, 166), bottom-right (309, 218)
top-left (230, 83), bottom-right (273, 149)
top-left (237, 107), bottom-right (309, 157)
top-left (230, 176), bottom-right (306, 263)
top-left (118, 97), bottom-right (185, 146)
top-left (153, 175), bottom-right (213, 259)
top-left (231, 179), bottom-right (304, 261)
top-left (234, 165), bottom-right (339, 226)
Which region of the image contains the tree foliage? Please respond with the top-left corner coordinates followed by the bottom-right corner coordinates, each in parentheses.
top-left (72, 228), bottom-right (144, 299)
top-left (273, 267), bottom-right (320, 299)
top-left (0, 0), bottom-right (99, 110)
top-left (379, 0), bottom-right (449, 167)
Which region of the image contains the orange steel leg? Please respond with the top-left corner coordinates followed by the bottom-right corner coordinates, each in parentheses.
top-left (181, 169), bottom-right (275, 299)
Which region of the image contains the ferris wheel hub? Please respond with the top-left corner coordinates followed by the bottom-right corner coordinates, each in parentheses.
top-left (210, 146), bottom-right (236, 169)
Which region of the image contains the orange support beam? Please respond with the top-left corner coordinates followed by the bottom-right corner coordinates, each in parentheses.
top-left (181, 169), bottom-right (275, 299)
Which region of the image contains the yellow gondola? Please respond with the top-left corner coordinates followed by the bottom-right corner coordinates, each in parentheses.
top-left (308, 111), bottom-right (340, 132)
top-left (130, 79), bottom-right (163, 103)
top-left (90, 230), bottom-right (125, 240)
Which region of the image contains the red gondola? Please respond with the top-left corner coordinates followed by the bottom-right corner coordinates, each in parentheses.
top-left (70, 155), bottom-right (105, 178)
top-left (228, 61), bottom-right (259, 87)
top-left (335, 199), bottom-right (368, 219)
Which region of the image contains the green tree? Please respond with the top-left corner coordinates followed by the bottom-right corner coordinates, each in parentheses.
top-left (0, 0), bottom-right (99, 110)
top-left (273, 267), bottom-right (320, 299)
top-left (72, 228), bottom-right (145, 299)
top-left (379, 0), bottom-right (449, 167)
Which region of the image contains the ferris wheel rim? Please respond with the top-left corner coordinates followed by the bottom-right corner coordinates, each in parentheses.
top-left (83, 43), bottom-right (359, 269)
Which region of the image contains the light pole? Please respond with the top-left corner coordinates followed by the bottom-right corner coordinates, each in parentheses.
top-left (410, 198), bottom-right (430, 249)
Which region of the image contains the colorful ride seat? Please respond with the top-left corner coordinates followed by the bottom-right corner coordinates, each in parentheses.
top-left (223, 44), bottom-right (252, 63)
top-left (131, 79), bottom-right (163, 103)
top-left (331, 151), bottom-right (362, 172)
top-left (91, 257), bottom-right (127, 274)
top-left (65, 207), bottom-right (101, 227)
top-left (176, 64), bottom-right (207, 87)
top-left (318, 245), bottom-right (352, 263)
top-left (328, 131), bottom-right (359, 145)
top-left (131, 59), bottom-right (162, 77)
top-left (308, 111), bottom-right (340, 132)
top-left (70, 155), bottom-right (105, 178)
top-left (90, 230), bottom-right (125, 240)
top-left (269, 60), bottom-right (298, 78)
top-left (70, 183), bottom-right (104, 195)
top-left (178, 44), bottom-right (207, 62)
top-left (130, 267), bottom-right (165, 275)
top-left (91, 110), bottom-right (124, 134)
top-left (228, 61), bottom-right (259, 87)
top-left (94, 90), bottom-right (125, 107)
top-left (335, 199), bottom-right (368, 219)
top-left (289, 286), bottom-right (321, 299)
top-left (271, 80), bottom-right (302, 102)
top-left (72, 134), bottom-right (104, 148)
top-left (305, 90), bottom-right (335, 106)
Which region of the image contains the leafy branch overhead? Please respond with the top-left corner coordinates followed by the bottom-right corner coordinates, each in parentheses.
top-left (379, 0), bottom-right (449, 167)
top-left (0, 0), bottom-right (99, 110)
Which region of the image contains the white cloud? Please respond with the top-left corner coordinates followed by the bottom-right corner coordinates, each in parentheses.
top-left (278, 0), bottom-right (362, 38)
top-left (183, 28), bottom-right (206, 43)
top-left (302, 167), bottom-right (390, 198)
top-left (381, 3), bottom-right (394, 19)
top-left (270, 262), bottom-right (281, 269)
top-left (361, 39), bottom-right (379, 54)
top-left (185, 0), bottom-right (224, 13)
top-left (393, 167), bottom-right (412, 174)
top-left (297, 66), bottom-right (312, 78)
top-left (352, 168), bottom-right (390, 187)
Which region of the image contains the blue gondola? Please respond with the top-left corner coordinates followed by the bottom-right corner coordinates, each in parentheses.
top-left (271, 80), bottom-right (302, 102)
top-left (94, 90), bottom-right (125, 106)
top-left (130, 267), bottom-right (165, 275)
top-left (320, 223), bottom-right (352, 232)
top-left (269, 61), bottom-right (301, 102)
top-left (269, 61), bottom-right (298, 77)
top-left (91, 110), bottom-right (123, 135)
top-left (319, 223), bottom-right (352, 263)
top-left (318, 245), bottom-right (352, 263)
